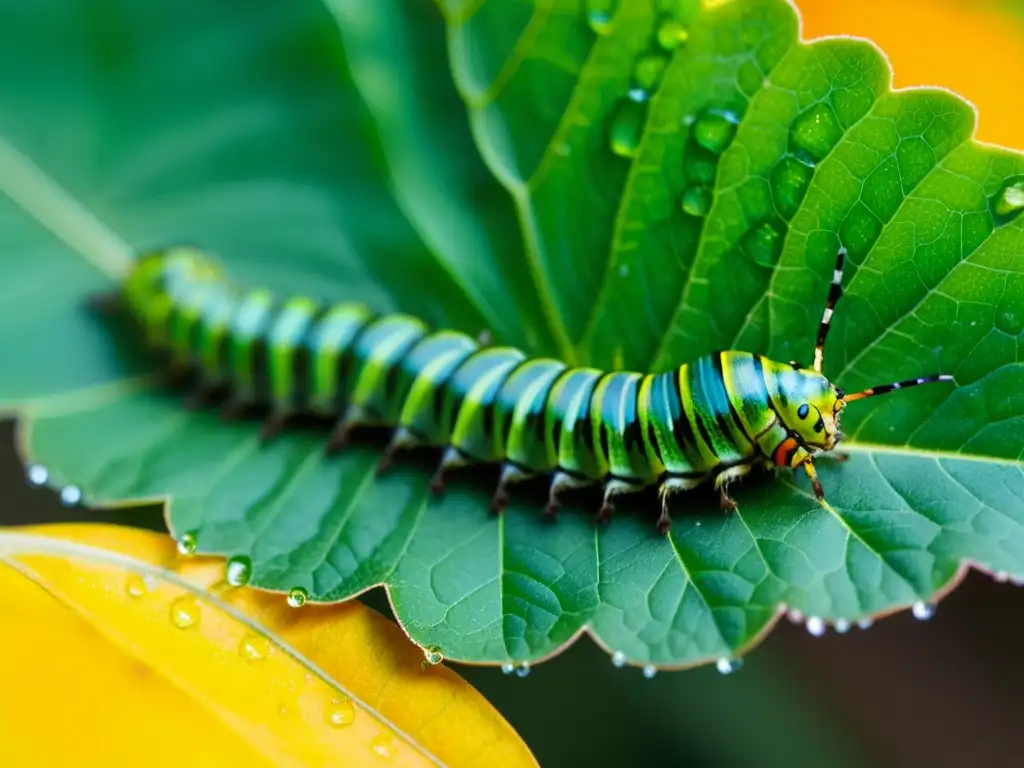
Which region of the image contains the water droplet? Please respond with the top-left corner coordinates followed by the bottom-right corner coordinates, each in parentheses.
top-left (656, 17), bottom-right (689, 51)
top-left (60, 485), bottom-right (82, 506)
top-left (805, 616), bottom-right (826, 637)
top-left (327, 696), bottom-right (356, 728)
top-left (618, 263), bottom-right (630, 277)
top-left (26, 464), bottom-right (48, 486)
top-left (716, 656), bottom-right (743, 675)
top-left (170, 595), bottom-right (200, 629)
top-left (176, 532), bottom-right (198, 557)
top-left (632, 52), bottom-right (669, 92)
top-left (125, 576), bottom-right (148, 598)
top-left (225, 556), bottom-right (252, 587)
top-left (787, 609), bottom-right (804, 624)
top-left (789, 103), bottom-right (842, 162)
top-left (833, 618), bottom-right (851, 634)
top-left (680, 185), bottom-right (712, 217)
top-left (693, 110), bottom-right (738, 154)
top-left (608, 98), bottom-right (647, 158)
top-left (995, 571), bottom-right (1010, 583)
top-left (994, 180), bottom-right (1024, 218)
top-left (611, 651), bottom-right (627, 668)
top-left (423, 647), bottom-right (443, 666)
top-left (239, 633), bottom-right (271, 662)
top-left (857, 617), bottom-right (874, 630)
top-left (586, 0), bottom-right (617, 35)
top-left (515, 663), bottom-right (531, 678)
top-left (741, 219), bottom-right (786, 267)
top-left (370, 733), bottom-right (396, 760)
top-left (501, 662), bottom-right (515, 675)
top-left (683, 142), bottom-right (720, 185)
top-left (771, 156), bottom-right (815, 220)
top-left (911, 600), bottom-right (936, 620)
top-left (286, 587), bottom-right (308, 609)
top-left (642, 664), bottom-right (657, 679)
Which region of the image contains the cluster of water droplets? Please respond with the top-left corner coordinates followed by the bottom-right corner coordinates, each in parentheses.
top-left (787, 600), bottom-right (940, 636)
top-left (740, 101), bottom-right (845, 268)
top-left (601, 2), bottom-right (689, 159)
top-left (500, 662), bottom-right (531, 678)
top-left (609, 649), bottom-right (742, 676)
top-left (25, 463), bottom-right (84, 507)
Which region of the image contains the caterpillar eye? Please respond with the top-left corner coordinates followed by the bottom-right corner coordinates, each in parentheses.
top-left (813, 418), bottom-right (824, 433)
top-left (789, 360), bottom-right (803, 370)
top-left (797, 403), bottom-right (810, 419)
top-left (835, 387), bottom-right (846, 399)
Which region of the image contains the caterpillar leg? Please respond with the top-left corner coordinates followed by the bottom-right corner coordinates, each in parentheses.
top-left (324, 419), bottom-right (353, 456)
top-left (657, 475), bottom-right (705, 534)
top-left (545, 471), bottom-right (593, 519)
top-left (429, 446), bottom-right (468, 495)
top-left (801, 459), bottom-right (834, 510)
top-left (598, 478), bottom-right (645, 525)
top-left (713, 463), bottom-right (754, 512)
top-left (376, 427), bottom-right (418, 476)
top-left (490, 463), bottom-right (533, 514)
top-left (259, 411), bottom-right (289, 443)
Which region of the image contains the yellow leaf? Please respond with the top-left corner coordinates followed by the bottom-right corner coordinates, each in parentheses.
top-left (0, 524), bottom-right (537, 768)
top-left (795, 0), bottom-right (1024, 150)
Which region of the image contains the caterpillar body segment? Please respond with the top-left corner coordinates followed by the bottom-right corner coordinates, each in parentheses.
top-left (111, 245), bottom-right (955, 533)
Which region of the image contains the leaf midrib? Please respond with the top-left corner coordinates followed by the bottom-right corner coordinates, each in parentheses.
top-left (0, 533), bottom-right (447, 767)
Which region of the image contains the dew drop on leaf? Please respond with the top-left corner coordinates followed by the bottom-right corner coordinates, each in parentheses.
top-left (911, 600), bottom-right (936, 620)
top-left (642, 664), bottom-right (657, 679)
top-left (239, 633), bottom-right (270, 662)
top-left (789, 103), bottom-right (842, 162)
top-left (501, 662), bottom-right (515, 675)
top-left (125, 576), bottom-right (148, 599)
top-left (681, 184), bottom-right (712, 217)
top-left (611, 651), bottom-right (627, 668)
top-left (692, 110), bottom-right (738, 154)
top-left (585, 0), bottom-right (617, 35)
top-left (994, 179), bottom-right (1024, 217)
top-left (60, 485), bottom-right (82, 506)
top-left (327, 696), bottom-right (356, 729)
top-left (26, 464), bottom-right (48, 486)
top-left (632, 52), bottom-right (669, 92)
top-left (656, 17), bottom-right (689, 51)
top-left (370, 733), bottom-right (396, 760)
top-left (423, 647), bottom-right (443, 665)
top-left (805, 616), bottom-right (826, 636)
top-left (716, 657), bottom-right (743, 675)
top-left (170, 595), bottom-right (200, 629)
top-left (514, 663), bottom-right (531, 678)
top-left (176, 531), bottom-right (198, 556)
top-left (770, 156), bottom-right (815, 219)
top-left (225, 555), bottom-right (253, 587)
top-left (286, 587), bottom-right (308, 608)
top-left (741, 219), bottom-right (786, 267)
top-left (608, 98), bottom-right (647, 158)
top-left (833, 618), bottom-right (851, 634)
top-left (857, 617), bottom-right (874, 630)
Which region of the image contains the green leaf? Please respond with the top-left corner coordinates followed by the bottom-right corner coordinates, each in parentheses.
top-left (2, 0), bottom-right (1023, 672)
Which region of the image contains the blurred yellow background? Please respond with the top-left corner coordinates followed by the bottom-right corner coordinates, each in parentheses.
top-left (797, 0), bottom-right (1024, 149)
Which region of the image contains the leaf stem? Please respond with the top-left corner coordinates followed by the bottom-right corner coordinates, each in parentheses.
top-left (0, 134), bottom-right (133, 281)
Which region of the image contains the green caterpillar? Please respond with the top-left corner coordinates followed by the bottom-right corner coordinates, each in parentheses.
top-left (101, 244), bottom-right (953, 533)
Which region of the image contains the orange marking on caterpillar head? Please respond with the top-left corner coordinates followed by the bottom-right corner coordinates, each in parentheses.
top-left (773, 437), bottom-right (800, 468)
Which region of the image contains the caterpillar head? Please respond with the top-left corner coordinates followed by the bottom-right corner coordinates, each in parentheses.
top-left (765, 361), bottom-right (845, 453)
